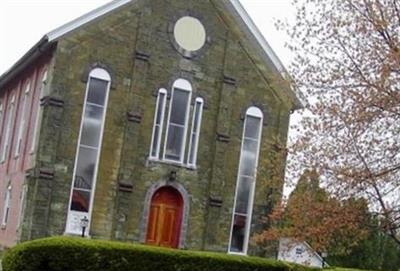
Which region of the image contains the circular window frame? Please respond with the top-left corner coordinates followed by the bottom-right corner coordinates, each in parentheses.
top-left (168, 13), bottom-right (212, 59)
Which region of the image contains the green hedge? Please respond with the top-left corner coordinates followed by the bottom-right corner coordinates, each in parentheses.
top-left (326, 268), bottom-right (373, 271)
top-left (2, 237), bottom-right (317, 271)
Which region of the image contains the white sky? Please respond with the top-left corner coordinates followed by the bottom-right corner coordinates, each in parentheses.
top-left (0, 0), bottom-right (295, 74)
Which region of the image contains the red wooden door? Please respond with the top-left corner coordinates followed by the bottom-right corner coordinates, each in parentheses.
top-left (146, 187), bottom-right (183, 248)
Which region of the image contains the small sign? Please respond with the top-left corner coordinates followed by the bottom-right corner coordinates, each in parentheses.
top-left (66, 211), bottom-right (89, 235)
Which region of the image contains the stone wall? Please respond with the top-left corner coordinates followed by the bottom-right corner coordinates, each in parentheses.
top-left (22, 0), bottom-right (293, 257)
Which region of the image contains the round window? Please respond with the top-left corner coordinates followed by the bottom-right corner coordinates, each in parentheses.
top-left (173, 16), bottom-right (206, 52)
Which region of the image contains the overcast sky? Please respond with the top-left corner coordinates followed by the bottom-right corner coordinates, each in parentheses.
top-left (0, 0), bottom-right (295, 75)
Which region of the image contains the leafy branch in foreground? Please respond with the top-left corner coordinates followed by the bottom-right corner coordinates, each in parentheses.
top-left (282, 0), bottom-right (400, 245)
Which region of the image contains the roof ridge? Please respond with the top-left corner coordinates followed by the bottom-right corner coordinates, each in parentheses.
top-left (46, 0), bottom-right (133, 41)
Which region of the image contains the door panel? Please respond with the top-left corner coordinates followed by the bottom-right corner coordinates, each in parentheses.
top-left (146, 205), bottom-right (161, 245)
top-left (145, 187), bottom-right (183, 248)
top-left (159, 207), bottom-right (176, 247)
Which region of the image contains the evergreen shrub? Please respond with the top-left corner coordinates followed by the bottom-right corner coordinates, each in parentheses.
top-left (2, 237), bottom-right (317, 271)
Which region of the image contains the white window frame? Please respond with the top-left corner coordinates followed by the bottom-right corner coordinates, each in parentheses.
top-left (149, 88), bottom-right (167, 160)
top-left (0, 101), bottom-right (3, 140)
top-left (30, 70), bottom-right (48, 154)
top-left (228, 106), bottom-right (263, 255)
top-left (65, 68), bottom-right (111, 236)
top-left (17, 184), bottom-right (28, 231)
top-left (1, 95), bottom-right (16, 163)
top-left (187, 97), bottom-right (204, 167)
top-left (163, 79), bottom-right (192, 164)
top-left (1, 184), bottom-right (12, 227)
top-left (15, 82), bottom-right (31, 157)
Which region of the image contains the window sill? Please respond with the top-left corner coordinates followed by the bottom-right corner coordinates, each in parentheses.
top-left (63, 232), bottom-right (91, 238)
top-left (147, 157), bottom-right (197, 171)
top-left (228, 251), bottom-right (247, 256)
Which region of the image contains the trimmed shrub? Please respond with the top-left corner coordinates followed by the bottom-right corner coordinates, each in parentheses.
top-left (2, 237), bottom-right (317, 271)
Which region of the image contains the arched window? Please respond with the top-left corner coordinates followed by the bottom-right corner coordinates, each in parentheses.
top-left (163, 79), bottom-right (192, 163)
top-left (229, 106), bottom-right (263, 254)
top-left (1, 94), bottom-right (16, 163)
top-left (149, 88), bottom-right (167, 159)
top-left (187, 97), bottom-right (204, 166)
top-left (1, 185), bottom-right (12, 226)
top-left (0, 101), bottom-right (3, 140)
top-left (149, 79), bottom-right (204, 167)
top-left (30, 69), bottom-right (48, 154)
top-left (66, 68), bottom-right (111, 235)
top-left (15, 81), bottom-right (31, 157)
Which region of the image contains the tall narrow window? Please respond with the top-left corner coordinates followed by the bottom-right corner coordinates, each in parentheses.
top-left (229, 107), bottom-right (263, 254)
top-left (17, 185), bottom-right (27, 230)
top-left (15, 82), bottom-right (31, 157)
top-left (0, 102), bottom-right (3, 138)
top-left (65, 68), bottom-right (111, 235)
top-left (1, 185), bottom-right (11, 226)
top-left (149, 89), bottom-right (167, 159)
top-left (1, 95), bottom-right (16, 163)
top-left (164, 79), bottom-right (192, 163)
top-left (187, 97), bottom-right (204, 166)
top-left (30, 70), bottom-right (47, 154)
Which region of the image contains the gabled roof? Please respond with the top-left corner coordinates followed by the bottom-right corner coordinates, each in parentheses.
top-left (46, 0), bottom-right (285, 73)
top-left (227, 0), bottom-right (286, 73)
top-left (46, 0), bottom-right (132, 42)
top-left (0, 0), bottom-right (300, 107)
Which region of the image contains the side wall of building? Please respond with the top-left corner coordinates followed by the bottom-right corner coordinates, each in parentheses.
top-left (0, 54), bottom-right (53, 247)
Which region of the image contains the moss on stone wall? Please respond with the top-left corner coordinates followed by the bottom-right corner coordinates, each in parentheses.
top-left (21, 0), bottom-right (294, 257)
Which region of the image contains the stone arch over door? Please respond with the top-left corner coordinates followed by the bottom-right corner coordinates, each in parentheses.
top-left (139, 180), bottom-right (190, 249)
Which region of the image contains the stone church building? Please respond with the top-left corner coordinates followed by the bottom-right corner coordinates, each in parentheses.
top-left (0, 0), bottom-right (300, 256)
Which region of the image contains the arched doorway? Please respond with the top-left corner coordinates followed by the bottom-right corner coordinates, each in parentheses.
top-left (145, 186), bottom-right (183, 248)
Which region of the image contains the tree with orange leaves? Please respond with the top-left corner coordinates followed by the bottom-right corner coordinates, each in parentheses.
top-left (280, 0), bottom-right (400, 246)
top-left (255, 170), bottom-right (369, 255)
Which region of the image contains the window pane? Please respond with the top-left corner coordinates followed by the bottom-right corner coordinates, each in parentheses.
top-left (156, 94), bottom-right (165, 124)
top-left (187, 100), bottom-right (203, 165)
top-left (188, 133), bottom-right (196, 164)
top-left (244, 116), bottom-right (261, 139)
top-left (230, 109), bottom-right (263, 254)
top-left (170, 89), bottom-right (189, 125)
top-left (165, 124), bottom-right (184, 161)
top-left (16, 93), bottom-right (29, 156)
top-left (4, 208), bottom-right (9, 225)
top-left (87, 78), bottom-right (108, 106)
top-left (74, 147), bottom-right (98, 190)
top-left (235, 176), bottom-right (253, 214)
top-left (151, 125), bottom-right (160, 157)
top-left (240, 139), bottom-right (258, 176)
top-left (30, 72), bottom-right (47, 154)
top-left (1, 102), bottom-right (14, 161)
top-left (80, 104), bottom-right (104, 147)
top-left (0, 112), bottom-right (2, 137)
top-left (192, 103), bottom-right (201, 133)
top-left (150, 90), bottom-right (166, 159)
top-left (71, 189), bottom-right (91, 212)
top-left (230, 214), bottom-right (247, 253)
top-left (0, 103), bottom-right (3, 135)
